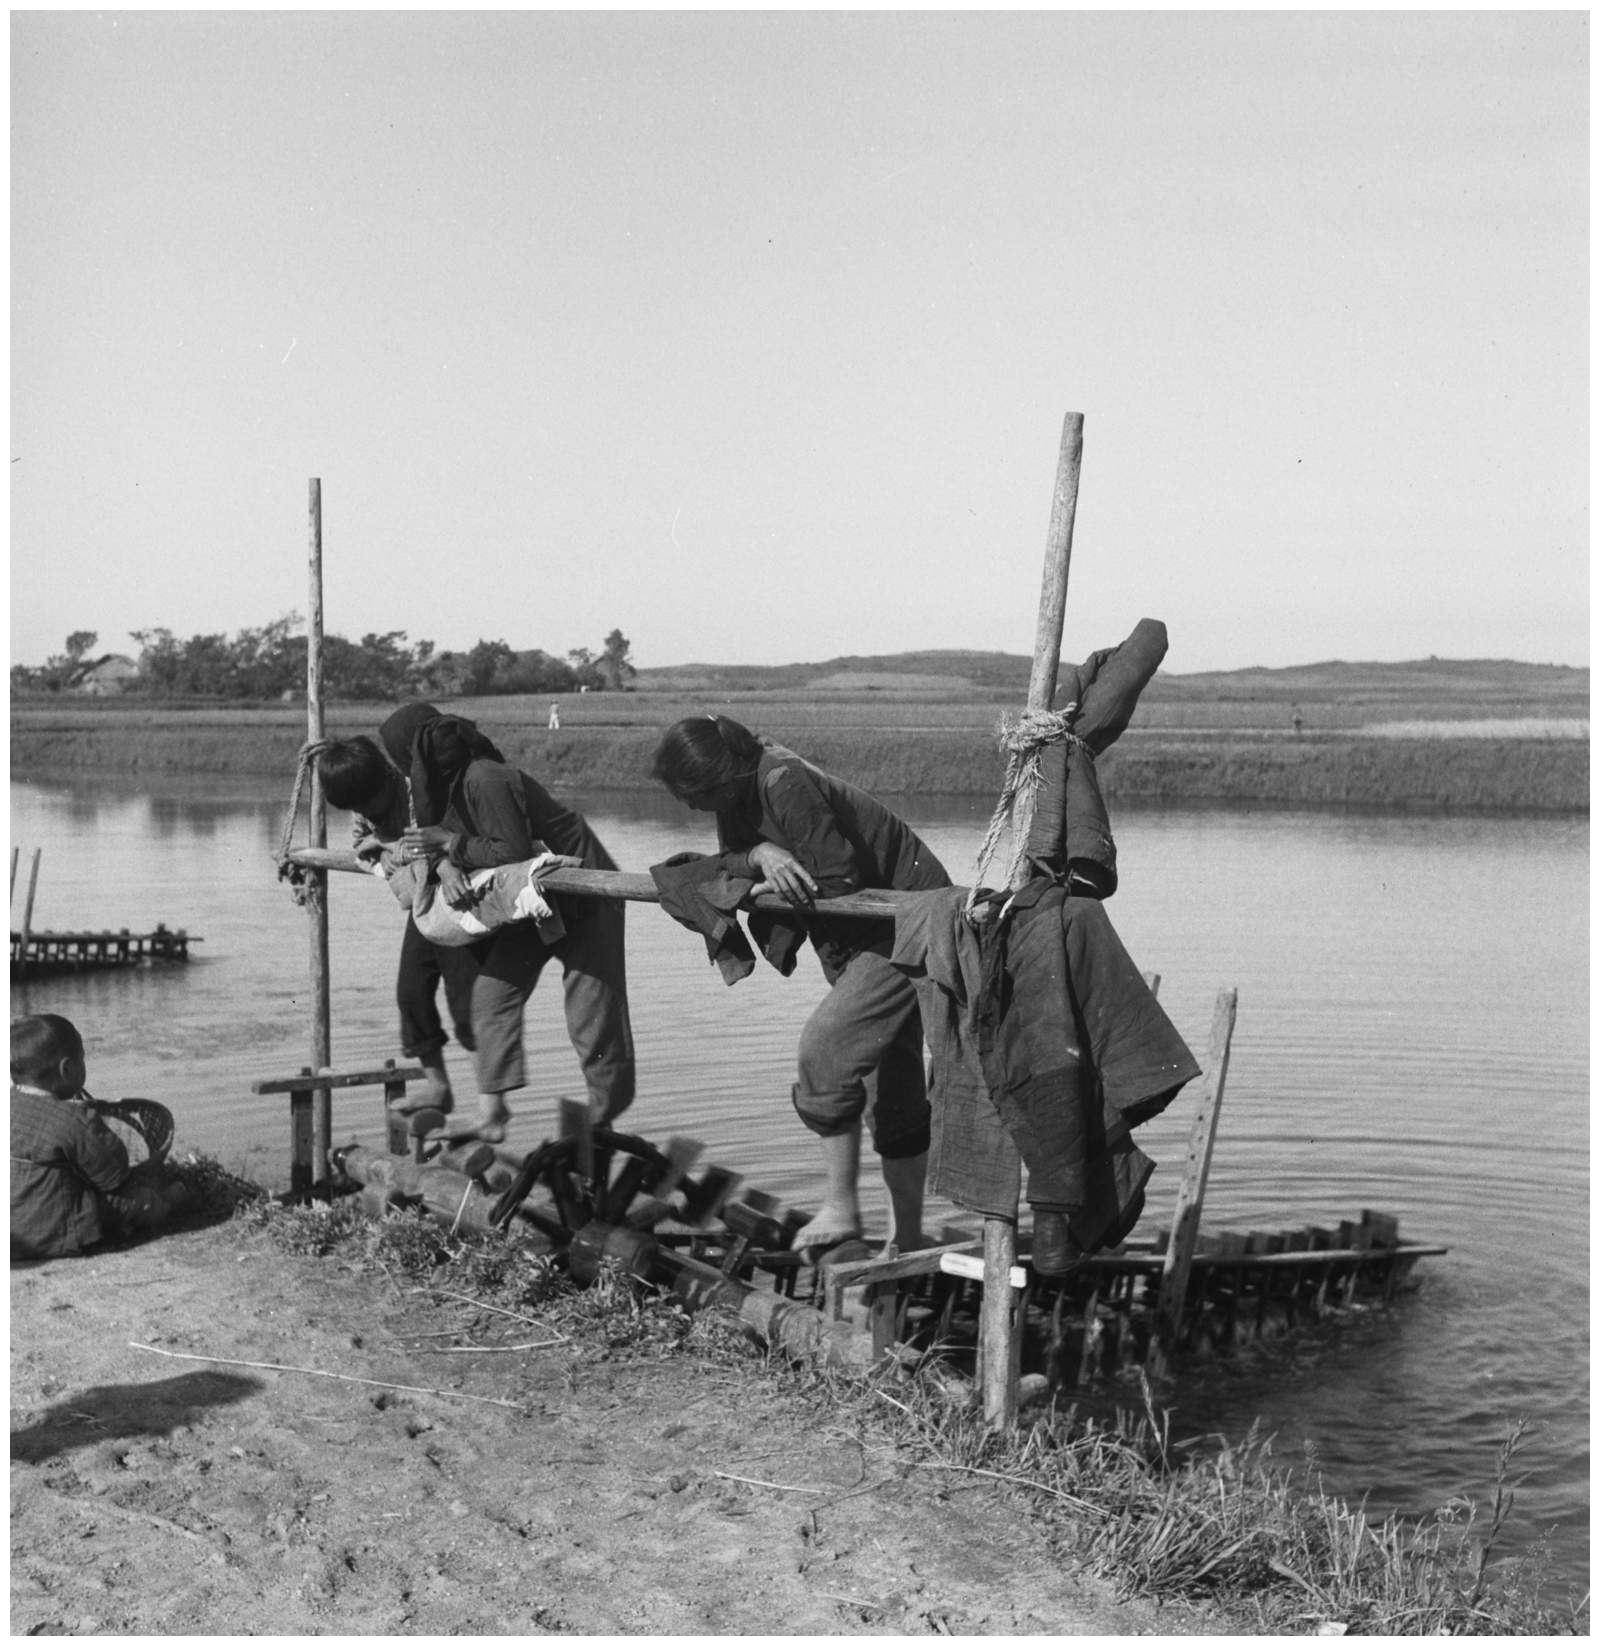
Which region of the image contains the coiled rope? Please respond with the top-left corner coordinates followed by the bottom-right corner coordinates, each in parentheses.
top-left (276, 738), bottom-right (332, 908)
top-left (965, 705), bottom-right (1093, 916)
top-left (276, 738), bottom-right (419, 908)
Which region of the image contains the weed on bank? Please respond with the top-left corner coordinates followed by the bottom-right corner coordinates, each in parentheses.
top-left (235, 1198), bottom-right (1586, 1636)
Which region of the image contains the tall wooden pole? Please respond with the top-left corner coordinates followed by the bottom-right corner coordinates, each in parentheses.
top-left (980, 411), bottom-right (1085, 1430)
top-left (307, 479), bottom-right (332, 1184)
top-left (1024, 413), bottom-right (1084, 713)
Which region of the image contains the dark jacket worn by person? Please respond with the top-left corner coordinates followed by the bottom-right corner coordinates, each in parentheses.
top-left (377, 703), bottom-right (615, 878)
top-left (713, 742), bottom-right (949, 976)
top-left (10, 1085), bottom-right (134, 1259)
top-left (379, 706), bottom-right (635, 1116)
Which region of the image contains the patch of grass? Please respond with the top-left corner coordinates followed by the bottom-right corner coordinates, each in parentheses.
top-left (13, 707), bottom-right (1586, 811)
top-left (226, 1198), bottom-right (1586, 1633)
top-left (168, 1152), bottom-right (271, 1220)
top-left (237, 1197), bottom-right (761, 1369)
top-left (812, 1368), bottom-right (1587, 1635)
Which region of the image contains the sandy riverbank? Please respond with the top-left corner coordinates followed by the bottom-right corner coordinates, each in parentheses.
top-left (11, 1215), bottom-right (1218, 1638)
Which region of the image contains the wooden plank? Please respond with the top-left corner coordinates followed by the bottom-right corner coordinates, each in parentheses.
top-left (1188, 1243), bottom-right (1447, 1269)
top-left (816, 1239), bottom-right (981, 1291)
top-left (942, 1249), bottom-right (1027, 1288)
top-left (651, 1136), bottom-right (706, 1203)
top-left (6, 927), bottom-right (204, 947)
top-left (251, 1063), bottom-right (429, 1095)
top-left (678, 1164), bottom-right (742, 1227)
top-left (288, 1067), bottom-right (315, 1197)
top-left (1074, 1282), bottom-right (1103, 1386)
top-left (558, 1097), bottom-right (593, 1187)
top-left (1149, 988), bottom-right (1238, 1360)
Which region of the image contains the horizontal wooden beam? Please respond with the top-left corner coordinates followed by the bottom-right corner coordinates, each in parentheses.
top-left (282, 846), bottom-right (945, 921)
top-left (252, 1063), bottom-right (428, 1095)
top-left (817, 1238), bottom-right (981, 1291)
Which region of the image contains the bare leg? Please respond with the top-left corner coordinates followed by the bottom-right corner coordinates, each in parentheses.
top-left (418, 1047), bottom-right (455, 1112)
top-left (392, 1047), bottom-right (454, 1116)
top-left (792, 1125), bottom-right (864, 1254)
top-left (879, 1150), bottom-right (928, 1255)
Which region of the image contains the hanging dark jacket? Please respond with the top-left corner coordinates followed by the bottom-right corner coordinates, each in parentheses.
top-left (891, 880), bottom-right (1199, 1250)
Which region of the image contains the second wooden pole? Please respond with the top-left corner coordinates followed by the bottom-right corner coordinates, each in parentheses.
top-left (980, 411), bottom-right (1085, 1430)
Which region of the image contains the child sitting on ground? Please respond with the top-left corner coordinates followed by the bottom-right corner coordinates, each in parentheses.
top-left (10, 1014), bottom-right (194, 1260)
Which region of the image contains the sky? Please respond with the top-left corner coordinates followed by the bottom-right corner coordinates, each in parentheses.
top-left (9, 10), bottom-right (1589, 676)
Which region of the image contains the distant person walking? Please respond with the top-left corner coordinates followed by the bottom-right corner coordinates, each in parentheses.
top-left (548, 703), bottom-right (561, 731)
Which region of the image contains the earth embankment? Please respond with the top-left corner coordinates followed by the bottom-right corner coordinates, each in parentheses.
top-left (11, 697), bottom-right (1588, 814)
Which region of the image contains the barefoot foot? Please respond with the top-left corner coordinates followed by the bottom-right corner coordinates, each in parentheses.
top-left (792, 1208), bottom-right (864, 1262)
top-left (443, 1096), bottom-right (509, 1148)
top-left (441, 1120), bottom-right (507, 1147)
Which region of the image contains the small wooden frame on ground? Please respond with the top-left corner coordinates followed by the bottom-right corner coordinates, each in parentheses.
top-left (250, 1059), bottom-right (428, 1196)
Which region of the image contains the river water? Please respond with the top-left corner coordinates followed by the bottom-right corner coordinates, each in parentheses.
top-left (9, 774), bottom-right (1589, 1593)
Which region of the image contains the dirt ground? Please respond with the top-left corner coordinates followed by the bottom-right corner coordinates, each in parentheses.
top-left (10, 1221), bottom-right (1226, 1638)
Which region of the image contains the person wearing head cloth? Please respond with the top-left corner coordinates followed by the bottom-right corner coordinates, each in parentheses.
top-left (650, 714), bottom-right (948, 1256)
top-left (391, 703), bottom-right (635, 1143)
top-left (315, 707), bottom-right (486, 1117)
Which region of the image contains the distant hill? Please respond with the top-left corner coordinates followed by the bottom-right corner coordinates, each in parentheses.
top-left (634, 649), bottom-right (1036, 694)
top-left (635, 649), bottom-right (1588, 704)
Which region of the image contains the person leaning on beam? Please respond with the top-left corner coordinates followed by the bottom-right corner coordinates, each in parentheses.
top-left (651, 714), bottom-right (947, 1257)
top-left (388, 703), bottom-right (636, 1145)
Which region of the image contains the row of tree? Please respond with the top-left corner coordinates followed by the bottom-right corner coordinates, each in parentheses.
top-left (11, 620), bottom-right (637, 700)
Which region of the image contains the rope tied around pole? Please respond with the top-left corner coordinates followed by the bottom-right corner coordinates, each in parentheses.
top-left (276, 738), bottom-right (333, 908)
top-left (965, 706), bottom-right (1094, 916)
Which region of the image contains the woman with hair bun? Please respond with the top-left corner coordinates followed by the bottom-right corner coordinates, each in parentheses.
top-left (651, 714), bottom-right (948, 1255)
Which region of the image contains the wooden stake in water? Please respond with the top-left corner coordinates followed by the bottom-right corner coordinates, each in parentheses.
top-left (980, 412), bottom-right (1084, 1432)
top-left (1149, 989), bottom-right (1238, 1367)
top-left (20, 848), bottom-right (42, 966)
top-left (307, 478), bottom-right (332, 1183)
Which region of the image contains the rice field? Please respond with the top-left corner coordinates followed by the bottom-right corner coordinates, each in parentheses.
top-left (10, 692), bottom-right (1588, 814)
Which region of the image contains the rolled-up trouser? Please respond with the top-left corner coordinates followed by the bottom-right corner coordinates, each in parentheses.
top-left (792, 949), bottom-right (930, 1160)
top-left (470, 899), bottom-right (635, 1120)
top-left (396, 914), bottom-right (481, 1057)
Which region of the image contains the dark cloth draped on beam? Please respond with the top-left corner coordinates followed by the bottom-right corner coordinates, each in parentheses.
top-left (649, 852), bottom-right (804, 984)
